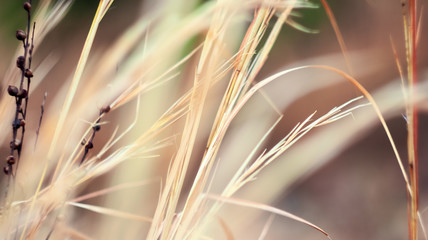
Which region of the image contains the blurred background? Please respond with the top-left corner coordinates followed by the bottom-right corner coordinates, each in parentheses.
top-left (0, 0), bottom-right (428, 239)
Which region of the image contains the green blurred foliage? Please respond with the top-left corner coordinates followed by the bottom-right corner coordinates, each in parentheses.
top-left (0, 0), bottom-right (33, 46)
top-left (297, 4), bottom-right (324, 31)
top-left (0, 0), bottom-right (101, 46)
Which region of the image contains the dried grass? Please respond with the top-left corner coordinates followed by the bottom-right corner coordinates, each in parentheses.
top-left (0, 0), bottom-right (426, 239)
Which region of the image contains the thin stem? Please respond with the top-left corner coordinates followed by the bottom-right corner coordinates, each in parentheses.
top-left (407, 0), bottom-right (418, 239)
top-left (79, 106), bottom-right (110, 165)
top-left (34, 92), bottom-right (47, 151)
top-left (16, 22), bottom-right (36, 174)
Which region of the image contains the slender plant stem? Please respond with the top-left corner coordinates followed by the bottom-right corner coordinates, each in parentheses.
top-left (4, 1), bottom-right (34, 203)
top-left (407, 0), bottom-right (418, 239)
top-left (34, 92), bottom-right (47, 151)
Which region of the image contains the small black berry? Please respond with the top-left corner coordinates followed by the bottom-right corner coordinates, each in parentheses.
top-left (16, 30), bottom-right (26, 41)
top-left (23, 2), bottom-right (31, 11)
top-left (25, 69), bottom-right (33, 78)
top-left (7, 86), bottom-right (19, 97)
top-left (6, 156), bottom-right (15, 165)
top-left (13, 119), bottom-right (20, 129)
top-left (17, 89), bottom-right (28, 98)
top-left (101, 105), bottom-right (111, 114)
top-left (16, 56), bottom-right (25, 69)
top-left (13, 119), bottom-right (26, 129)
top-left (93, 125), bottom-right (101, 131)
top-left (85, 142), bottom-right (94, 150)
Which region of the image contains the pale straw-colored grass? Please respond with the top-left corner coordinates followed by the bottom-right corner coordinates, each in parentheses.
top-left (1, 0), bottom-right (427, 239)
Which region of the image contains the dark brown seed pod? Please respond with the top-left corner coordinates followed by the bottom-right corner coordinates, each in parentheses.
top-left (9, 139), bottom-right (21, 150)
top-left (16, 56), bottom-right (25, 69)
top-left (6, 156), bottom-right (15, 165)
top-left (17, 89), bottom-right (28, 98)
top-left (23, 2), bottom-right (31, 11)
top-left (16, 30), bottom-right (26, 41)
top-left (16, 119), bottom-right (26, 127)
top-left (7, 85), bottom-right (19, 96)
top-left (85, 142), bottom-right (94, 150)
top-left (93, 125), bottom-right (101, 131)
top-left (3, 165), bottom-right (11, 175)
top-left (101, 105), bottom-right (110, 114)
top-left (12, 119), bottom-right (24, 129)
top-left (24, 69), bottom-right (33, 78)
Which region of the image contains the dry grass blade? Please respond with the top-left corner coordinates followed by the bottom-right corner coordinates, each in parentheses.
top-left (205, 194), bottom-right (332, 239)
top-left (229, 116), bottom-right (283, 189)
top-left (217, 216), bottom-right (235, 240)
top-left (1, 0), bottom-right (423, 239)
top-left (320, 0), bottom-right (353, 74)
top-left (226, 97), bottom-right (365, 195)
top-left (20, 2), bottom-right (114, 239)
top-left (179, 4), bottom-right (306, 234)
top-left (258, 214), bottom-right (275, 240)
top-left (390, 36), bottom-right (408, 102)
top-left (71, 178), bottom-right (159, 203)
top-left (55, 223), bottom-right (94, 240)
top-left (48, 0), bottom-right (114, 159)
top-left (404, 1), bottom-right (419, 238)
top-left (67, 202), bottom-right (152, 223)
top-left (192, 96), bottom-right (365, 236)
top-left (307, 65), bottom-right (412, 195)
top-left (147, 6), bottom-right (222, 239)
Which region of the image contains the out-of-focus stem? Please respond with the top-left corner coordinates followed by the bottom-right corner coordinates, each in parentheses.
top-left (406, 0), bottom-right (418, 239)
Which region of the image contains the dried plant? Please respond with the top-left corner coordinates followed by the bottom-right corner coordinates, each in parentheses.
top-left (0, 0), bottom-right (426, 239)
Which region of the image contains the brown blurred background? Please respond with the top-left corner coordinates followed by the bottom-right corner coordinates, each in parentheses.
top-left (1, 0), bottom-right (428, 239)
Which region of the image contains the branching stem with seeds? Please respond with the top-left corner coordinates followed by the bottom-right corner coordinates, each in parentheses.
top-left (80, 105), bottom-right (111, 165)
top-left (4, 1), bottom-right (35, 180)
top-left (34, 92), bottom-right (47, 151)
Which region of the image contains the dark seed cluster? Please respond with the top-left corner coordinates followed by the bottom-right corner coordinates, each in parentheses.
top-left (4, 1), bottom-right (35, 176)
top-left (79, 105), bottom-right (111, 165)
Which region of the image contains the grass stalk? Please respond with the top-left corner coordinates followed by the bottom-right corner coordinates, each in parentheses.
top-left (0, 0), bottom-right (426, 239)
top-left (405, 0), bottom-right (419, 239)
